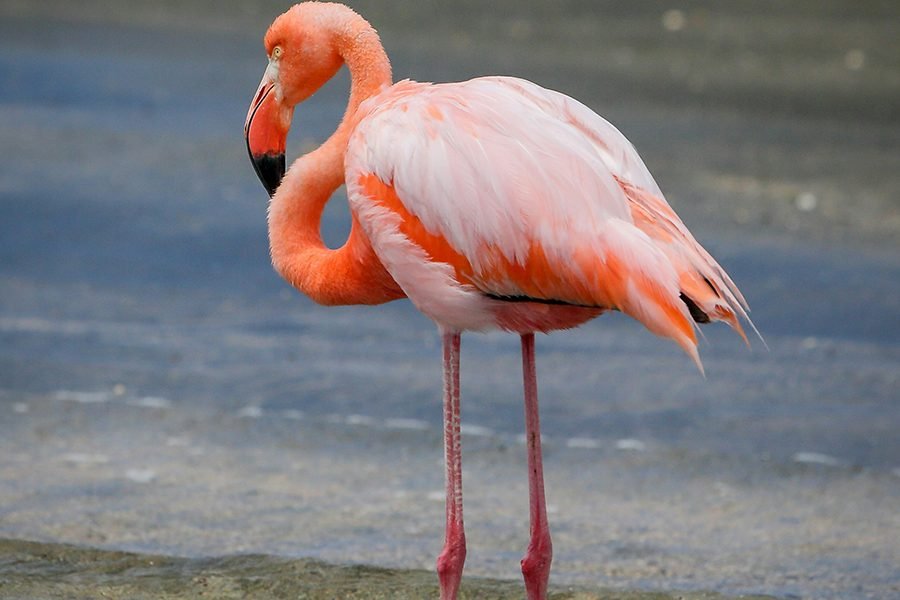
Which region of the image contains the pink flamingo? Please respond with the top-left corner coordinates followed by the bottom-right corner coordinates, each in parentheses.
top-left (244, 4), bottom-right (752, 599)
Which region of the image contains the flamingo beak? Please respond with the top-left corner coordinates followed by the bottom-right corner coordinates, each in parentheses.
top-left (244, 70), bottom-right (292, 198)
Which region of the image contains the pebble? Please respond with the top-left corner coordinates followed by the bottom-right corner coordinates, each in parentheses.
top-left (125, 469), bottom-right (157, 484)
top-left (616, 439), bottom-right (647, 451)
top-left (795, 191), bottom-right (818, 212)
top-left (566, 437), bottom-right (602, 449)
top-left (236, 405), bottom-right (264, 418)
top-left (345, 414), bottom-right (376, 426)
top-left (61, 453), bottom-right (110, 465)
top-left (384, 418), bottom-right (430, 431)
top-left (793, 452), bottom-right (841, 467)
top-left (54, 390), bottom-right (110, 404)
top-left (844, 49), bottom-right (866, 71)
top-left (661, 9), bottom-right (686, 32)
top-left (127, 396), bottom-right (172, 409)
top-left (460, 424), bottom-right (494, 437)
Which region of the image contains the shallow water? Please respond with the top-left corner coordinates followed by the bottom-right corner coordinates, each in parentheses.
top-left (1, 1), bottom-right (899, 599)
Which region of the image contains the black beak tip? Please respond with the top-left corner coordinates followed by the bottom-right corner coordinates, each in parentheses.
top-left (250, 152), bottom-right (286, 198)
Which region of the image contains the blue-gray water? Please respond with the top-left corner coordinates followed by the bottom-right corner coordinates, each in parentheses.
top-left (1, 2), bottom-right (898, 599)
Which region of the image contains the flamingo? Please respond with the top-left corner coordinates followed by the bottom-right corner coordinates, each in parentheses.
top-left (244, 4), bottom-right (753, 599)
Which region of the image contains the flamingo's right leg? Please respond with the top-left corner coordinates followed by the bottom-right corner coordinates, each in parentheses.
top-left (437, 330), bottom-right (466, 600)
top-left (520, 332), bottom-right (552, 600)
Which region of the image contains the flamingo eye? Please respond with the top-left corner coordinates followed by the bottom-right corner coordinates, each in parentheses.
top-left (272, 46), bottom-right (283, 59)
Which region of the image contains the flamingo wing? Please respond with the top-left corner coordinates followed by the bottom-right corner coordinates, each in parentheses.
top-left (346, 77), bottom-right (750, 363)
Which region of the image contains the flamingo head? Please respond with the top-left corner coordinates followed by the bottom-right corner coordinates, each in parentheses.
top-left (244, 4), bottom-right (344, 197)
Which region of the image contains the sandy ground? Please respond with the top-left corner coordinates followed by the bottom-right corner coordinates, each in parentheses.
top-left (1, 1), bottom-right (899, 599)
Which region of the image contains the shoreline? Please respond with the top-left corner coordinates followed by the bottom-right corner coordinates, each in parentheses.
top-left (0, 537), bottom-right (775, 600)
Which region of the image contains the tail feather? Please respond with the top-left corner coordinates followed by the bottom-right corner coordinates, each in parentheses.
top-left (619, 177), bottom-right (759, 352)
top-left (580, 222), bottom-right (705, 372)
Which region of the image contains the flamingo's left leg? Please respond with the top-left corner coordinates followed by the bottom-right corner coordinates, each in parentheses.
top-left (520, 332), bottom-right (552, 600)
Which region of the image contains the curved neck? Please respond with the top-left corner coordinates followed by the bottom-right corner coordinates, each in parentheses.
top-left (268, 20), bottom-right (403, 306)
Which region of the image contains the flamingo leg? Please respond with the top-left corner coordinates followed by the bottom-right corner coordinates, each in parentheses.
top-left (437, 330), bottom-right (466, 600)
top-left (520, 332), bottom-right (552, 600)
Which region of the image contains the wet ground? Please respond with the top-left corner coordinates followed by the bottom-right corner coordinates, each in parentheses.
top-left (1, 1), bottom-right (899, 599)
top-left (0, 538), bottom-right (779, 600)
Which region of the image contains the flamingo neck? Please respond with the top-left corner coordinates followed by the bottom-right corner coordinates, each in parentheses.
top-left (268, 16), bottom-right (402, 306)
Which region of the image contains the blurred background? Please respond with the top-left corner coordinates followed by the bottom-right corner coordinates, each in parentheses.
top-left (1, 1), bottom-right (898, 598)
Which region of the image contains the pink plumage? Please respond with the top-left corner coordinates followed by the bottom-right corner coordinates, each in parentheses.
top-left (346, 76), bottom-right (751, 369)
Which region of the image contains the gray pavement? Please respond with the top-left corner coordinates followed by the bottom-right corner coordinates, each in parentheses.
top-left (1, 1), bottom-right (898, 599)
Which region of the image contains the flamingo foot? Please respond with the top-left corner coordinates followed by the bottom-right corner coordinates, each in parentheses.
top-left (521, 532), bottom-right (552, 600)
top-left (437, 529), bottom-right (466, 600)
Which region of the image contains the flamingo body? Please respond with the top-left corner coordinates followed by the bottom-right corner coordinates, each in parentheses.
top-left (243, 4), bottom-right (754, 599)
top-left (346, 77), bottom-right (747, 362)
